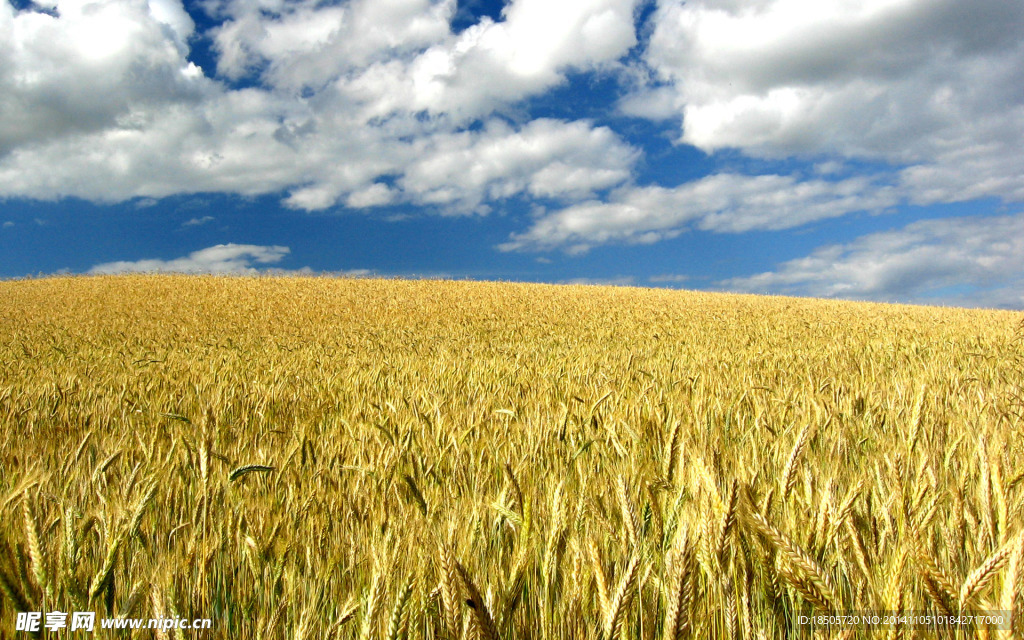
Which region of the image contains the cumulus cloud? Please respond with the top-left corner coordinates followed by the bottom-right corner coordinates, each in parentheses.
top-left (0, 91), bottom-right (637, 212)
top-left (0, 0), bottom-right (642, 213)
top-left (208, 0), bottom-right (454, 88)
top-left (648, 274), bottom-right (689, 284)
top-left (399, 118), bottom-right (638, 211)
top-left (500, 173), bottom-right (898, 253)
top-left (182, 215), bottom-right (215, 227)
top-left (561, 275), bottom-right (636, 286)
top-left (0, 0), bottom-right (208, 156)
top-left (322, 0), bottom-right (639, 122)
top-left (635, 0), bottom-right (1024, 204)
top-left (89, 243), bottom-right (291, 274)
top-left (719, 213), bottom-right (1024, 309)
top-left (5, 0), bottom-right (1024, 273)
top-left (273, 115), bottom-right (639, 212)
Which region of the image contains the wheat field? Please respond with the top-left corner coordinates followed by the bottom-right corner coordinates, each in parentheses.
top-left (1, 274), bottom-right (1022, 639)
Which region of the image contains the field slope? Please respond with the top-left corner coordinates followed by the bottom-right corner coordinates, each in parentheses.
top-left (1, 275), bottom-right (1022, 639)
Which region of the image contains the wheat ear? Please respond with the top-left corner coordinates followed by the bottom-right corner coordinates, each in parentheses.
top-left (119, 580), bottom-right (146, 618)
top-left (589, 538), bottom-right (610, 615)
top-left (499, 549), bottom-right (528, 630)
top-left (385, 577), bottom-right (415, 640)
top-left (882, 551), bottom-right (906, 640)
top-left (960, 540), bottom-right (1014, 609)
top-left (88, 527), bottom-right (126, 603)
top-left (603, 553), bottom-right (640, 640)
top-left (327, 595), bottom-right (359, 640)
top-left (913, 544), bottom-right (958, 616)
top-left (151, 582), bottom-right (171, 640)
top-left (716, 480), bottom-right (738, 568)
top-left (663, 419), bottom-right (682, 485)
top-left (360, 558), bottom-right (388, 640)
top-left (1002, 534), bottom-right (1023, 636)
top-left (127, 480), bottom-right (158, 539)
top-left (0, 540), bottom-right (33, 614)
top-left (742, 502), bottom-right (837, 609)
top-left (504, 463), bottom-right (524, 520)
top-left (23, 498), bottom-right (51, 602)
top-left (455, 560), bottom-right (499, 640)
top-left (907, 384), bottom-right (925, 450)
top-left (618, 477), bottom-right (640, 548)
top-left (780, 424), bottom-right (813, 500)
top-left (663, 530), bottom-right (695, 640)
top-left (440, 545), bottom-right (462, 640)
top-left (229, 464), bottom-right (276, 482)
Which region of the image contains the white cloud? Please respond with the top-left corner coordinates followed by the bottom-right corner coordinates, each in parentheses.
top-left (636, 0), bottom-right (1024, 205)
top-left (332, 268), bottom-right (373, 278)
top-left (2, 221), bottom-right (13, 228)
top-left (500, 173), bottom-right (898, 253)
top-left (269, 115), bottom-right (638, 212)
top-left (0, 85), bottom-right (636, 213)
top-left (813, 161), bottom-right (845, 176)
top-left (0, 0), bottom-right (643, 214)
top-left (649, 273), bottom-right (689, 283)
top-left (399, 118), bottom-right (638, 211)
top-left (5, 0), bottom-right (1023, 277)
top-left (0, 0), bottom-right (208, 156)
top-left (561, 275), bottom-right (636, 286)
top-left (345, 183), bottom-right (396, 208)
top-left (719, 212), bottom-right (1024, 309)
top-left (328, 0), bottom-right (639, 122)
top-left (182, 215), bottom-right (215, 226)
top-left (209, 0), bottom-right (454, 88)
top-left (88, 243), bottom-right (291, 274)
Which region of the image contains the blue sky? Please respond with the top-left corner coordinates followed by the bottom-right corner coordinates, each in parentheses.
top-left (2, 0), bottom-right (1023, 309)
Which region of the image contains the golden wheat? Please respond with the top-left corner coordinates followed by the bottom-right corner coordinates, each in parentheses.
top-left (0, 274), bottom-right (1021, 639)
